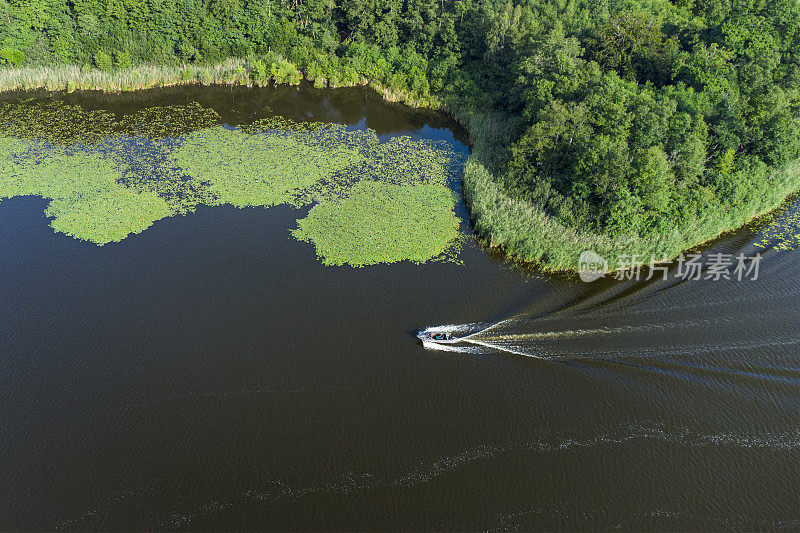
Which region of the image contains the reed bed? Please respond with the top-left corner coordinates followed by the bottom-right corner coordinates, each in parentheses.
top-left (0, 59), bottom-right (437, 110)
top-left (0, 59), bottom-right (440, 118)
top-left (0, 59), bottom-right (263, 93)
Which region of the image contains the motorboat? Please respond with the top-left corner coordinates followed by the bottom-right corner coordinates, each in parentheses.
top-left (417, 330), bottom-right (463, 344)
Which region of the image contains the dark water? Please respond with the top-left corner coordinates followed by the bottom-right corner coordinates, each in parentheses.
top-left (2, 85), bottom-right (800, 530)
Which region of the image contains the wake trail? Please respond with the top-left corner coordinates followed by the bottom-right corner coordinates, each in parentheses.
top-left (455, 317), bottom-right (732, 347)
top-left (423, 309), bottom-right (799, 362)
top-left (458, 337), bottom-right (548, 359)
top-left (461, 317), bottom-right (519, 339)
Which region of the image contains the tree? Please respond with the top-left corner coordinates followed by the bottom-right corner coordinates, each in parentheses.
top-left (589, 10), bottom-right (677, 85)
top-left (93, 50), bottom-right (113, 71)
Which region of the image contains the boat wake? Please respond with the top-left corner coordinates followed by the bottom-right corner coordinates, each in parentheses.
top-left (418, 322), bottom-right (549, 358)
top-left (421, 340), bottom-right (484, 354)
top-left (421, 218), bottom-right (800, 372)
top-left (420, 308), bottom-right (800, 365)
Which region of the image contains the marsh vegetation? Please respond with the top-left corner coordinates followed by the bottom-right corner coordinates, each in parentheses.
top-left (0, 97), bottom-right (465, 266)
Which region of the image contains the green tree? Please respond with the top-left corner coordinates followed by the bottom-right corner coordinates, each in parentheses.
top-left (0, 47), bottom-right (24, 66)
top-left (93, 50), bottom-right (113, 71)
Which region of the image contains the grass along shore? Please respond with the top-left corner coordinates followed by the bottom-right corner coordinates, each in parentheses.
top-left (0, 58), bottom-right (437, 108)
top-left (1, 60), bottom-right (797, 272)
top-left (0, 59), bottom-right (251, 93)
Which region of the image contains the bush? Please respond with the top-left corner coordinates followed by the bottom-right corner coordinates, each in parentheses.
top-left (0, 47), bottom-right (25, 66)
top-left (365, 57), bottom-right (390, 83)
top-left (306, 59), bottom-right (325, 87)
top-left (176, 41), bottom-right (200, 63)
top-left (93, 51), bottom-right (113, 71)
top-left (328, 70), bottom-right (343, 88)
top-left (23, 36), bottom-right (52, 65)
top-left (270, 58), bottom-right (302, 85)
top-left (230, 65), bottom-right (248, 85)
top-left (199, 69), bottom-right (213, 85)
top-left (341, 66), bottom-right (360, 86)
top-left (251, 59), bottom-right (268, 84)
top-left (114, 51), bottom-right (132, 70)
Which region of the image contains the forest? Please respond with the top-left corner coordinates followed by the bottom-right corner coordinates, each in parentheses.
top-left (2, 0), bottom-right (800, 268)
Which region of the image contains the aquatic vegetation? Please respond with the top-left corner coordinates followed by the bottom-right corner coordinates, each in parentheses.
top-left (242, 116), bottom-right (333, 134)
top-left (117, 103), bottom-right (221, 138)
top-left (0, 134), bottom-right (32, 164)
top-left (172, 127), bottom-right (362, 208)
top-left (0, 100), bottom-right (118, 145)
top-left (0, 149), bottom-right (120, 200)
top-left (357, 136), bottom-right (462, 186)
top-left (286, 135), bottom-right (465, 266)
top-left (753, 196), bottom-right (800, 252)
top-left (0, 137), bottom-right (173, 244)
top-left (0, 99), bottom-right (466, 265)
top-left (293, 181), bottom-right (461, 266)
top-left (0, 100), bottom-right (222, 144)
top-left (46, 184), bottom-right (172, 244)
top-left (173, 123), bottom-right (465, 266)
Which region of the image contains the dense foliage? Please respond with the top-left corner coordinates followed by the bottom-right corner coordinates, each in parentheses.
top-left (2, 0), bottom-right (800, 266)
top-left (500, 1), bottom-right (800, 239)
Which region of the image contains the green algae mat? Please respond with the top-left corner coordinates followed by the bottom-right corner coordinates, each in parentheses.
top-left (0, 100), bottom-right (466, 267)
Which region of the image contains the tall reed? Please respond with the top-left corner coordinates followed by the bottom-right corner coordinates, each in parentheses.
top-left (0, 59), bottom-right (265, 93)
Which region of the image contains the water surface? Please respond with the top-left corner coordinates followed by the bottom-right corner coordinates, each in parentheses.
top-left (1, 85), bottom-right (799, 530)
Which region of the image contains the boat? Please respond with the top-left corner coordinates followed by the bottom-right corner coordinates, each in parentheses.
top-left (417, 330), bottom-right (463, 344)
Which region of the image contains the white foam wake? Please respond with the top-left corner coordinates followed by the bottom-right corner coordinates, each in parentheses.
top-left (419, 322), bottom-right (547, 358)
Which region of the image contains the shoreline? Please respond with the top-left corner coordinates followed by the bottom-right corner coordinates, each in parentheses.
top-left (0, 58), bottom-right (439, 108)
top-left (1, 60), bottom-right (796, 272)
top-left (463, 157), bottom-right (799, 273)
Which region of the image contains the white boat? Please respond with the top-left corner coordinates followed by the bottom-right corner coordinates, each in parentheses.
top-left (417, 330), bottom-right (463, 344)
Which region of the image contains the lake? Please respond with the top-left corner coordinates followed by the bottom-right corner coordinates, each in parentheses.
top-left (1, 84), bottom-right (799, 530)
